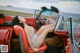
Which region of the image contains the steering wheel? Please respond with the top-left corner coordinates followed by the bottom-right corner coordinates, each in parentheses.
top-left (36, 18), bottom-right (47, 29)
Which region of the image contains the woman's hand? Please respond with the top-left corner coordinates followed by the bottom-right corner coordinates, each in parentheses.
top-left (33, 48), bottom-right (39, 52)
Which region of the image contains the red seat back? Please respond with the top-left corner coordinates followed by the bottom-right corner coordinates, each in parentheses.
top-left (13, 25), bottom-right (29, 53)
top-left (0, 14), bottom-right (5, 24)
top-left (0, 18), bottom-right (5, 24)
top-left (0, 26), bottom-right (13, 53)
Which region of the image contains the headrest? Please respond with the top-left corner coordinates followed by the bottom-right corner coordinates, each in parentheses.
top-left (0, 14), bottom-right (5, 24)
top-left (13, 25), bottom-right (25, 36)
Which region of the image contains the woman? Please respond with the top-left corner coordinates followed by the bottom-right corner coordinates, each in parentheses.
top-left (12, 16), bottom-right (55, 52)
top-left (11, 16), bottom-right (24, 28)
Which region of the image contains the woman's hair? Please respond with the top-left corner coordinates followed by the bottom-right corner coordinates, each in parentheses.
top-left (11, 16), bottom-right (24, 28)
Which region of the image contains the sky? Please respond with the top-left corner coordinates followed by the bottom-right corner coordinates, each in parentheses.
top-left (3, 0), bottom-right (80, 2)
top-left (0, 0), bottom-right (80, 14)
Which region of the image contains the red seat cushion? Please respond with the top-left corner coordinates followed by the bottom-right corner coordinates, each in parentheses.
top-left (28, 43), bottom-right (47, 53)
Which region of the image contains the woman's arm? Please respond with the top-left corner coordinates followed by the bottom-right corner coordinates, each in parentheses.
top-left (24, 26), bottom-right (34, 49)
top-left (24, 26), bottom-right (38, 52)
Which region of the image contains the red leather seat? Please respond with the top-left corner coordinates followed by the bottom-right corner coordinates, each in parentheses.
top-left (13, 25), bottom-right (47, 53)
top-left (0, 29), bottom-right (9, 44)
top-left (0, 26), bottom-right (13, 53)
top-left (0, 18), bottom-right (5, 24)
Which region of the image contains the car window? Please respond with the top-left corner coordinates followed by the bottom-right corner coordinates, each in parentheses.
top-left (73, 18), bottom-right (80, 42)
top-left (56, 17), bottom-right (70, 32)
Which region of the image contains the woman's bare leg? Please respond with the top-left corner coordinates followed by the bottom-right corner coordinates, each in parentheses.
top-left (37, 27), bottom-right (54, 46)
top-left (36, 24), bottom-right (55, 35)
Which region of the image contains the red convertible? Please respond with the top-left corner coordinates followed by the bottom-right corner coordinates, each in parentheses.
top-left (0, 6), bottom-right (80, 53)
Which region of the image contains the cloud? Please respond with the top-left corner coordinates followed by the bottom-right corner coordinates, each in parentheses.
top-left (0, 0), bottom-right (80, 14)
top-left (9, 0), bottom-right (29, 2)
top-left (3, 0), bottom-right (59, 3)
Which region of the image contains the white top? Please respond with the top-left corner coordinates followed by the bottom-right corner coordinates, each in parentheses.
top-left (28, 26), bottom-right (35, 38)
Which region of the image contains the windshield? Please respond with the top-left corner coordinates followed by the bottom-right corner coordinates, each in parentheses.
top-left (40, 10), bottom-right (58, 20)
top-left (55, 16), bottom-right (71, 32)
top-left (35, 10), bottom-right (59, 24)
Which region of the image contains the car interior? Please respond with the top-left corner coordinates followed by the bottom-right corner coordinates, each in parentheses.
top-left (0, 6), bottom-right (79, 53)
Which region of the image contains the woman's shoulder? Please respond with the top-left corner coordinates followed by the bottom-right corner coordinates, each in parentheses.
top-left (25, 25), bottom-right (34, 29)
top-left (29, 26), bottom-right (34, 29)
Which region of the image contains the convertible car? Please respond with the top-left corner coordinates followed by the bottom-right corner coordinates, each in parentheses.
top-left (0, 6), bottom-right (80, 53)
